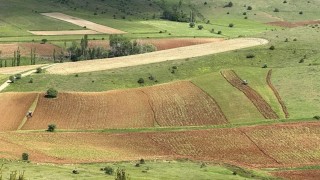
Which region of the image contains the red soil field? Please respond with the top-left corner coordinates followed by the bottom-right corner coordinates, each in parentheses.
top-left (221, 70), bottom-right (279, 119)
top-left (88, 38), bottom-right (222, 51)
top-left (0, 92), bottom-right (37, 131)
top-left (0, 43), bottom-right (62, 58)
top-left (267, 69), bottom-right (290, 118)
top-left (272, 169), bottom-right (320, 180)
top-left (267, 20), bottom-right (320, 28)
top-left (21, 90), bottom-right (154, 130)
top-left (21, 81), bottom-right (227, 130)
top-left (142, 81), bottom-right (228, 126)
top-left (1, 122), bottom-right (319, 167)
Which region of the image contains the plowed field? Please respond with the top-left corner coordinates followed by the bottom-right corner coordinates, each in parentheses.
top-left (0, 43), bottom-right (62, 58)
top-left (0, 122), bottom-right (319, 167)
top-left (142, 81), bottom-right (228, 126)
top-left (221, 70), bottom-right (278, 119)
top-left (21, 81), bottom-right (227, 130)
top-left (0, 92), bottom-right (37, 131)
top-left (267, 69), bottom-right (289, 118)
top-left (21, 90), bottom-right (154, 130)
top-left (272, 169), bottom-right (320, 180)
top-left (267, 20), bottom-right (320, 28)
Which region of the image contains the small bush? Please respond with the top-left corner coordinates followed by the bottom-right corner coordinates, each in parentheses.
top-left (72, 170), bottom-right (79, 174)
top-left (269, 45), bottom-right (275, 50)
top-left (229, 23), bottom-right (234, 28)
top-left (243, 12), bottom-right (247, 15)
top-left (299, 59), bottom-right (305, 63)
top-left (15, 74), bottom-right (22, 79)
top-left (36, 67), bottom-right (42, 73)
top-left (198, 25), bottom-right (204, 30)
top-left (299, 11), bottom-right (303, 15)
top-left (285, 38), bottom-right (289, 42)
top-left (140, 159), bottom-right (145, 164)
top-left (41, 39), bottom-right (48, 44)
top-left (283, 0), bottom-right (287, 3)
top-left (29, 78), bottom-right (33, 83)
top-left (224, 2), bottom-right (233, 8)
top-left (274, 8), bottom-right (279, 12)
top-left (293, 38), bottom-right (297, 41)
top-left (217, 31), bottom-right (222, 34)
top-left (46, 88), bottom-right (58, 98)
top-left (247, 6), bottom-right (252, 10)
top-left (246, 53), bottom-right (255, 58)
top-left (135, 163), bottom-right (140, 167)
top-left (314, 116), bottom-right (320, 120)
top-left (172, 66), bottom-right (178, 69)
top-left (22, 153), bottom-right (29, 161)
top-left (9, 75), bottom-right (15, 83)
top-left (262, 64), bottom-right (268, 68)
top-left (47, 124), bottom-right (56, 132)
top-left (189, 22), bottom-right (195, 28)
top-left (137, 78), bottom-right (145, 84)
top-left (104, 166), bottom-right (114, 175)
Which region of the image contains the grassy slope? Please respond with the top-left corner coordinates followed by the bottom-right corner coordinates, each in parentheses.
top-left (234, 67), bottom-right (285, 119)
top-left (192, 72), bottom-right (264, 123)
top-left (0, 160), bottom-right (275, 180)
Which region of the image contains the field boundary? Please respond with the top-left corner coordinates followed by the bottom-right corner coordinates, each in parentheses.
top-left (266, 69), bottom-right (290, 118)
top-left (139, 89), bottom-right (160, 127)
top-left (221, 70), bottom-right (279, 119)
top-left (17, 94), bottom-right (39, 130)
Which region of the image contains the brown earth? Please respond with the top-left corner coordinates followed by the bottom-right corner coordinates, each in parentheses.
top-left (46, 38), bottom-right (269, 74)
top-left (272, 169), bottom-right (320, 180)
top-left (21, 81), bottom-right (227, 130)
top-left (221, 70), bottom-right (279, 119)
top-left (41, 13), bottom-right (126, 34)
top-left (0, 92), bottom-right (37, 131)
top-left (0, 43), bottom-right (62, 58)
top-left (142, 81), bottom-right (228, 126)
top-left (21, 90), bottom-right (154, 130)
top-left (0, 121), bottom-right (319, 167)
top-left (267, 20), bottom-right (320, 28)
top-left (267, 69), bottom-right (290, 118)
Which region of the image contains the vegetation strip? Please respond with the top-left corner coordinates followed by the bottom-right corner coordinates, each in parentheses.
top-left (221, 70), bottom-right (279, 119)
top-left (266, 69), bottom-right (290, 118)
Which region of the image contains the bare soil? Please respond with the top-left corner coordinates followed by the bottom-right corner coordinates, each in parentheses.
top-left (267, 20), bottom-right (320, 28)
top-left (221, 70), bottom-right (279, 119)
top-left (272, 169), bottom-right (320, 180)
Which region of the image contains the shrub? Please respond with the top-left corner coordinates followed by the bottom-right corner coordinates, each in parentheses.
top-left (15, 74), bottom-right (22, 79)
top-left (47, 124), bottom-right (56, 132)
top-left (72, 170), bottom-right (79, 174)
top-left (41, 39), bottom-right (48, 44)
top-left (189, 22), bottom-right (195, 28)
top-left (137, 78), bottom-right (144, 84)
top-left (243, 12), bottom-right (247, 15)
top-left (9, 75), bottom-right (15, 83)
top-left (29, 78), bottom-right (33, 83)
top-left (224, 2), bottom-right (233, 8)
top-left (22, 153), bottom-right (29, 161)
top-left (229, 23), bottom-right (234, 28)
top-left (285, 38), bottom-right (289, 42)
top-left (210, 28), bottom-right (214, 33)
top-left (217, 31), bottom-right (222, 34)
top-left (46, 88), bottom-right (58, 98)
top-left (140, 159), bottom-right (145, 164)
top-left (247, 6), bottom-right (252, 10)
top-left (198, 25), bottom-right (204, 30)
top-left (299, 11), bottom-right (303, 15)
top-left (104, 166), bottom-right (114, 175)
top-left (283, 0), bottom-right (287, 3)
top-left (172, 66), bottom-right (178, 69)
top-left (293, 38), bottom-right (297, 41)
top-left (269, 45), bottom-right (275, 50)
top-left (274, 8), bottom-right (279, 12)
top-left (244, 16), bottom-right (248, 19)
top-left (299, 59), bottom-right (304, 63)
top-left (314, 116), bottom-right (320, 120)
top-left (135, 163), bottom-right (140, 167)
top-left (246, 53), bottom-right (255, 58)
top-left (36, 67), bottom-right (42, 73)
top-left (262, 64), bottom-right (268, 68)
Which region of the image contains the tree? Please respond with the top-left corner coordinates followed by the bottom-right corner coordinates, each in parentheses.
top-left (22, 153), bottom-right (29, 161)
top-left (46, 88), bottom-right (58, 98)
top-left (189, 22), bottom-right (195, 28)
top-left (47, 124), bottom-right (56, 132)
top-left (198, 25), bottom-right (204, 30)
top-left (41, 39), bottom-right (48, 44)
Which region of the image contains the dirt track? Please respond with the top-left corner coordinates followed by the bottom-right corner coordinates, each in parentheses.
top-left (46, 38), bottom-right (269, 74)
top-left (41, 13), bottom-right (126, 34)
top-left (267, 69), bottom-right (290, 118)
top-left (221, 70), bottom-right (279, 119)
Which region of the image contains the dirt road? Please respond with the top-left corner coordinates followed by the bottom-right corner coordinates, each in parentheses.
top-left (46, 38), bottom-right (268, 74)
